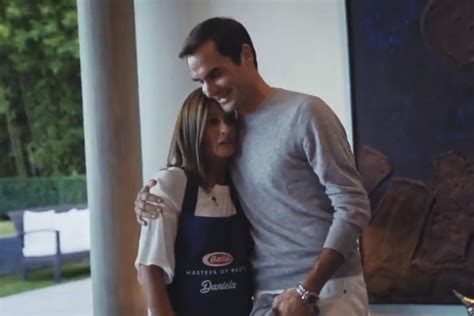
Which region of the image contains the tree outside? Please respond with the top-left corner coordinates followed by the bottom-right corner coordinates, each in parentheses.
top-left (0, 0), bottom-right (84, 178)
top-left (0, 0), bottom-right (89, 297)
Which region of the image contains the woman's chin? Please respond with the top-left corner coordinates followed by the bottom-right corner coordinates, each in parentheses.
top-left (211, 150), bottom-right (235, 160)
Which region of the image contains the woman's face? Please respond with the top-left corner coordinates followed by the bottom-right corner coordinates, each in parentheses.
top-left (202, 103), bottom-right (237, 160)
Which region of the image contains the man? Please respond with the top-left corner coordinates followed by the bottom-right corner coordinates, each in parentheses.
top-left (135, 17), bottom-right (371, 316)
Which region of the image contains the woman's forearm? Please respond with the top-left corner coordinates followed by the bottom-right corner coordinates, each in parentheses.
top-left (138, 264), bottom-right (175, 316)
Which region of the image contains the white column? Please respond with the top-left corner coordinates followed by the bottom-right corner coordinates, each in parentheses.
top-left (134, 0), bottom-right (201, 180)
top-left (77, 0), bottom-right (145, 315)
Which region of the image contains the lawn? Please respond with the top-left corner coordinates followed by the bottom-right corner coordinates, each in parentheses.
top-left (0, 261), bottom-right (90, 297)
top-left (0, 220), bottom-right (15, 236)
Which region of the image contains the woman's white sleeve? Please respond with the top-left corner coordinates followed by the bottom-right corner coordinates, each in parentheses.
top-left (135, 168), bottom-right (186, 284)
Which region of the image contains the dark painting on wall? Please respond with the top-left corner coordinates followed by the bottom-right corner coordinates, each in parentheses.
top-left (346, 0), bottom-right (474, 304)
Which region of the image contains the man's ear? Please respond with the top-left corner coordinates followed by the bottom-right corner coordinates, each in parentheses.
top-left (241, 44), bottom-right (254, 66)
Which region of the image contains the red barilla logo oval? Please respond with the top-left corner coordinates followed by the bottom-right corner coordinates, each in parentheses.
top-left (202, 252), bottom-right (233, 267)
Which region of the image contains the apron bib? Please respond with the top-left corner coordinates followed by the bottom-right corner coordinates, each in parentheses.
top-left (168, 176), bottom-right (253, 316)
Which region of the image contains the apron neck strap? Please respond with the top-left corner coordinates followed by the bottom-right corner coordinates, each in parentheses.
top-left (228, 178), bottom-right (244, 216)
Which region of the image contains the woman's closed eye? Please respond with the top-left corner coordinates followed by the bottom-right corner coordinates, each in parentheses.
top-left (207, 117), bottom-right (220, 125)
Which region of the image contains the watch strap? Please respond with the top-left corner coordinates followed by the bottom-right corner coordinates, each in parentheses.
top-left (296, 283), bottom-right (320, 305)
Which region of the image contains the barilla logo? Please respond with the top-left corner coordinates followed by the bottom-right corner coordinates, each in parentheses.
top-left (202, 252), bottom-right (233, 267)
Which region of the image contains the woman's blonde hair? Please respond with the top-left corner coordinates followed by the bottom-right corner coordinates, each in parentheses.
top-left (167, 88), bottom-right (218, 185)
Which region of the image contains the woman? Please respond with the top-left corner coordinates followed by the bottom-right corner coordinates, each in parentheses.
top-left (135, 88), bottom-right (253, 316)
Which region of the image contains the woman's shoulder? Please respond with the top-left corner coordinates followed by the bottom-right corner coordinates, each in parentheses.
top-left (150, 167), bottom-right (188, 209)
top-left (153, 167), bottom-right (187, 183)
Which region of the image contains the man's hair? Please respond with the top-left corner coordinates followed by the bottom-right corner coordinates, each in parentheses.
top-left (179, 17), bottom-right (258, 69)
top-left (167, 88), bottom-right (216, 185)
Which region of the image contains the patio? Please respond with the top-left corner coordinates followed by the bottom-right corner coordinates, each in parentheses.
top-left (0, 278), bottom-right (92, 316)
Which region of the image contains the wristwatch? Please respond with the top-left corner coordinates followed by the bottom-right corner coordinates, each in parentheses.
top-left (296, 283), bottom-right (320, 305)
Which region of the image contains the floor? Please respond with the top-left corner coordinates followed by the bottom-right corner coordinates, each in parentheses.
top-left (0, 278), bottom-right (468, 316)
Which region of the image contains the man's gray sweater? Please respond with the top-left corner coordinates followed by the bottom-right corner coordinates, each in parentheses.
top-left (231, 88), bottom-right (371, 291)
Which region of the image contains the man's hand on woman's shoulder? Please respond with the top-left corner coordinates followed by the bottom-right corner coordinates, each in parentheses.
top-left (134, 179), bottom-right (165, 225)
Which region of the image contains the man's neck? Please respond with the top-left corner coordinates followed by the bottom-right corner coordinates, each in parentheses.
top-left (238, 78), bottom-right (272, 116)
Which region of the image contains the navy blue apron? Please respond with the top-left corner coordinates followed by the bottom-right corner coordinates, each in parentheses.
top-left (167, 175), bottom-right (253, 316)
